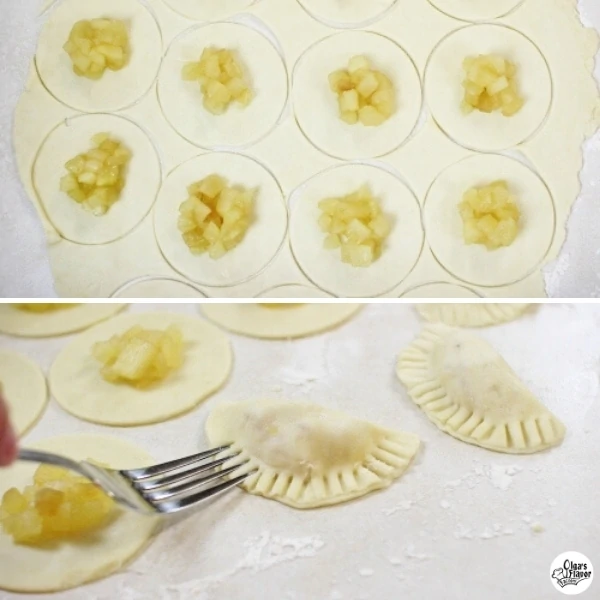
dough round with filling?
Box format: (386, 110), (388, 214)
(0, 350), (47, 437)
(206, 399), (420, 508)
(293, 31), (421, 160)
(401, 282), (481, 298)
(417, 303), (531, 327)
(36, 0), (162, 113)
(424, 154), (555, 287)
(158, 23), (288, 149)
(0, 434), (158, 592)
(426, 0), (525, 22)
(0, 304), (126, 337)
(201, 304), (362, 339)
(111, 276), (207, 298)
(290, 164), (423, 298)
(424, 24), (552, 151)
(255, 284), (334, 298)
(154, 152), (287, 287)
(49, 312), (232, 426)
(296, 0), (397, 27)
(161, 0), (255, 21)
(33, 114), (162, 245)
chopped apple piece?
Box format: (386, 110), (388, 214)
(13, 304), (78, 312)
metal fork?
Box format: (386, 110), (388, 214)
(17, 444), (254, 515)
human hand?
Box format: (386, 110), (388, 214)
(0, 396), (17, 466)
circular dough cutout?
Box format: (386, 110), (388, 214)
(162, 0), (255, 21)
(424, 25), (552, 151)
(293, 32), (422, 160)
(36, 0), (162, 113)
(400, 282), (482, 298)
(0, 434), (158, 593)
(427, 0), (526, 22)
(50, 312), (232, 426)
(256, 284), (334, 298)
(290, 164), (423, 298)
(0, 350), (47, 437)
(154, 153), (287, 287)
(111, 276), (208, 298)
(33, 114), (162, 245)
(158, 22), (288, 149)
(296, 0), (397, 27)
(0, 304), (127, 337)
(423, 154), (555, 287)
(201, 304), (362, 339)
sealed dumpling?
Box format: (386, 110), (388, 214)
(417, 304), (530, 327)
(396, 325), (565, 454)
(206, 399), (420, 508)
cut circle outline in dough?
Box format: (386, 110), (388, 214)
(255, 283), (335, 298)
(0, 433), (158, 593)
(49, 311), (233, 426)
(289, 162), (424, 298)
(400, 282), (482, 299)
(0, 304), (127, 337)
(0, 350), (48, 437)
(417, 303), (531, 327)
(295, 0), (398, 29)
(424, 24), (553, 152)
(158, 21), (289, 150)
(396, 324), (566, 454)
(110, 276), (208, 298)
(423, 153), (556, 288)
(201, 303), (362, 339)
(153, 152), (288, 288)
(292, 31), (422, 160)
(161, 0), (256, 21)
(32, 113), (163, 245)
(426, 0), (527, 23)
(35, 0), (163, 113)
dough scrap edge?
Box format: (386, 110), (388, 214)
(416, 303), (531, 327)
(396, 324), (566, 454)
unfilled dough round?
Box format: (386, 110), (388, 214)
(255, 284), (334, 298)
(111, 277), (207, 298)
(424, 24), (552, 151)
(424, 154), (555, 287)
(296, 0), (397, 26)
(293, 31), (421, 160)
(50, 312), (232, 426)
(0, 434), (158, 593)
(0, 304), (126, 337)
(161, 0), (255, 21)
(201, 304), (362, 339)
(400, 282), (481, 298)
(158, 22), (288, 149)
(33, 114), (162, 245)
(35, 0), (162, 113)
(427, 0), (525, 21)
(154, 152), (287, 287)
(0, 350), (47, 437)
(290, 164), (423, 298)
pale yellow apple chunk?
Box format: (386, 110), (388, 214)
(92, 325), (184, 388)
(318, 185), (392, 267)
(458, 180), (521, 250)
(59, 133), (132, 216)
(178, 174), (255, 259)
(328, 55), (396, 127)
(63, 19), (129, 80)
(461, 54), (524, 117)
(182, 47), (254, 115)
(13, 304), (78, 313)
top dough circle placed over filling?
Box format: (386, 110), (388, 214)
(36, 0), (162, 113)
(296, 0), (398, 27)
(426, 0), (526, 22)
(161, 0), (255, 21)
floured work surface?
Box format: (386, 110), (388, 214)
(1, 303), (599, 598)
(13, 0), (600, 297)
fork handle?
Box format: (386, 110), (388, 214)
(18, 449), (90, 479)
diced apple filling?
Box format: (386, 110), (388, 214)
(178, 174), (255, 259)
(60, 133), (132, 216)
(459, 180), (521, 250)
(182, 47), (254, 115)
(461, 55), (524, 117)
(0, 464), (115, 545)
(93, 325), (184, 388)
(329, 55), (396, 127)
(63, 19), (129, 80)
(13, 304), (78, 313)
(318, 185), (392, 267)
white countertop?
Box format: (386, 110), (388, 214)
(1, 303), (599, 599)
